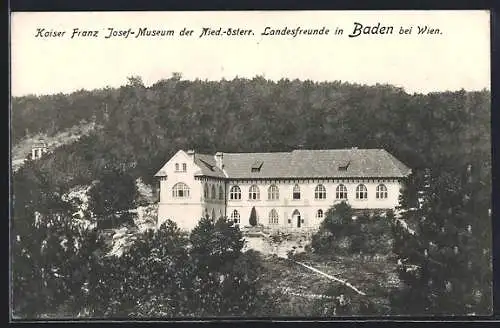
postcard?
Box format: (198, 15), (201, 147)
(10, 10), (492, 320)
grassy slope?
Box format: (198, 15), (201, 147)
(259, 253), (400, 316)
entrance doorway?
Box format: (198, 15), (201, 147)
(292, 209), (301, 228)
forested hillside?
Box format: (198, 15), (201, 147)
(12, 75), (491, 192)
(11, 75), (492, 318)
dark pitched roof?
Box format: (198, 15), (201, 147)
(222, 152), (291, 178)
(214, 148), (410, 179)
(286, 149), (411, 179)
(193, 154), (226, 178)
(167, 148), (411, 179)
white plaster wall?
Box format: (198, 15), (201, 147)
(226, 179), (403, 229)
(157, 151), (203, 231)
(157, 151), (228, 231)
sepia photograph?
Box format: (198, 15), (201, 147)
(10, 10), (492, 320)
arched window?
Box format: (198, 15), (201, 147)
(229, 186), (241, 200)
(211, 208), (216, 220)
(269, 209), (279, 225)
(316, 209), (324, 219)
(211, 185), (216, 199)
(336, 184), (348, 199)
(175, 163), (179, 172)
(376, 184), (388, 199)
(315, 184), (327, 200)
(293, 184), (301, 200)
(249, 185), (260, 200)
(172, 182), (190, 198)
(219, 185), (224, 200)
(204, 184), (209, 199)
(356, 184), (368, 200)
(268, 184), (279, 200)
(231, 209), (240, 224)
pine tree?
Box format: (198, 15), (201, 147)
(391, 163), (492, 315)
(249, 206), (258, 227)
(87, 167), (138, 228)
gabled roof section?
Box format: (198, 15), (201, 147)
(154, 150), (186, 177)
(154, 169), (168, 177)
(193, 153), (226, 178)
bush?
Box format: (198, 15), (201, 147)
(287, 251), (309, 262)
(313, 284), (382, 316)
(87, 168), (138, 219)
(311, 231), (334, 254)
(12, 213), (106, 319)
(89, 220), (191, 317)
(90, 216), (273, 317)
(312, 203), (393, 256)
(319, 202), (354, 235)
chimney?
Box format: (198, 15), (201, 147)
(215, 152), (224, 169)
(187, 149), (195, 162)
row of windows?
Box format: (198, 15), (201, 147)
(204, 184), (225, 200)
(174, 163), (187, 172)
(172, 182), (389, 200)
(229, 183), (388, 201)
(230, 208), (326, 225)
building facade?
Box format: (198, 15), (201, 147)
(31, 141), (48, 160)
(155, 148), (412, 231)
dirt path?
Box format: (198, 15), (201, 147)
(289, 259), (367, 296)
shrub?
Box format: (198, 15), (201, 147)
(312, 203), (393, 256)
(12, 213), (106, 319)
(87, 168), (138, 219)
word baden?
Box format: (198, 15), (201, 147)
(348, 22), (394, 38)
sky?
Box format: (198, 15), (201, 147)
(11, 10), (490, 96)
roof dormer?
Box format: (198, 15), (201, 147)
(251, 160), (263, 172)
(338, 160), (350, 171)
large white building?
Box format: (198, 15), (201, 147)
(154, 148), (412, 231)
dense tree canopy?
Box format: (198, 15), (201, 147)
(12, 76), (490, 191)
(391, 163), (492, 315)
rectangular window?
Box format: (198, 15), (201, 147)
(182, 163), (187, 172)
(293, 192), (300, 200)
